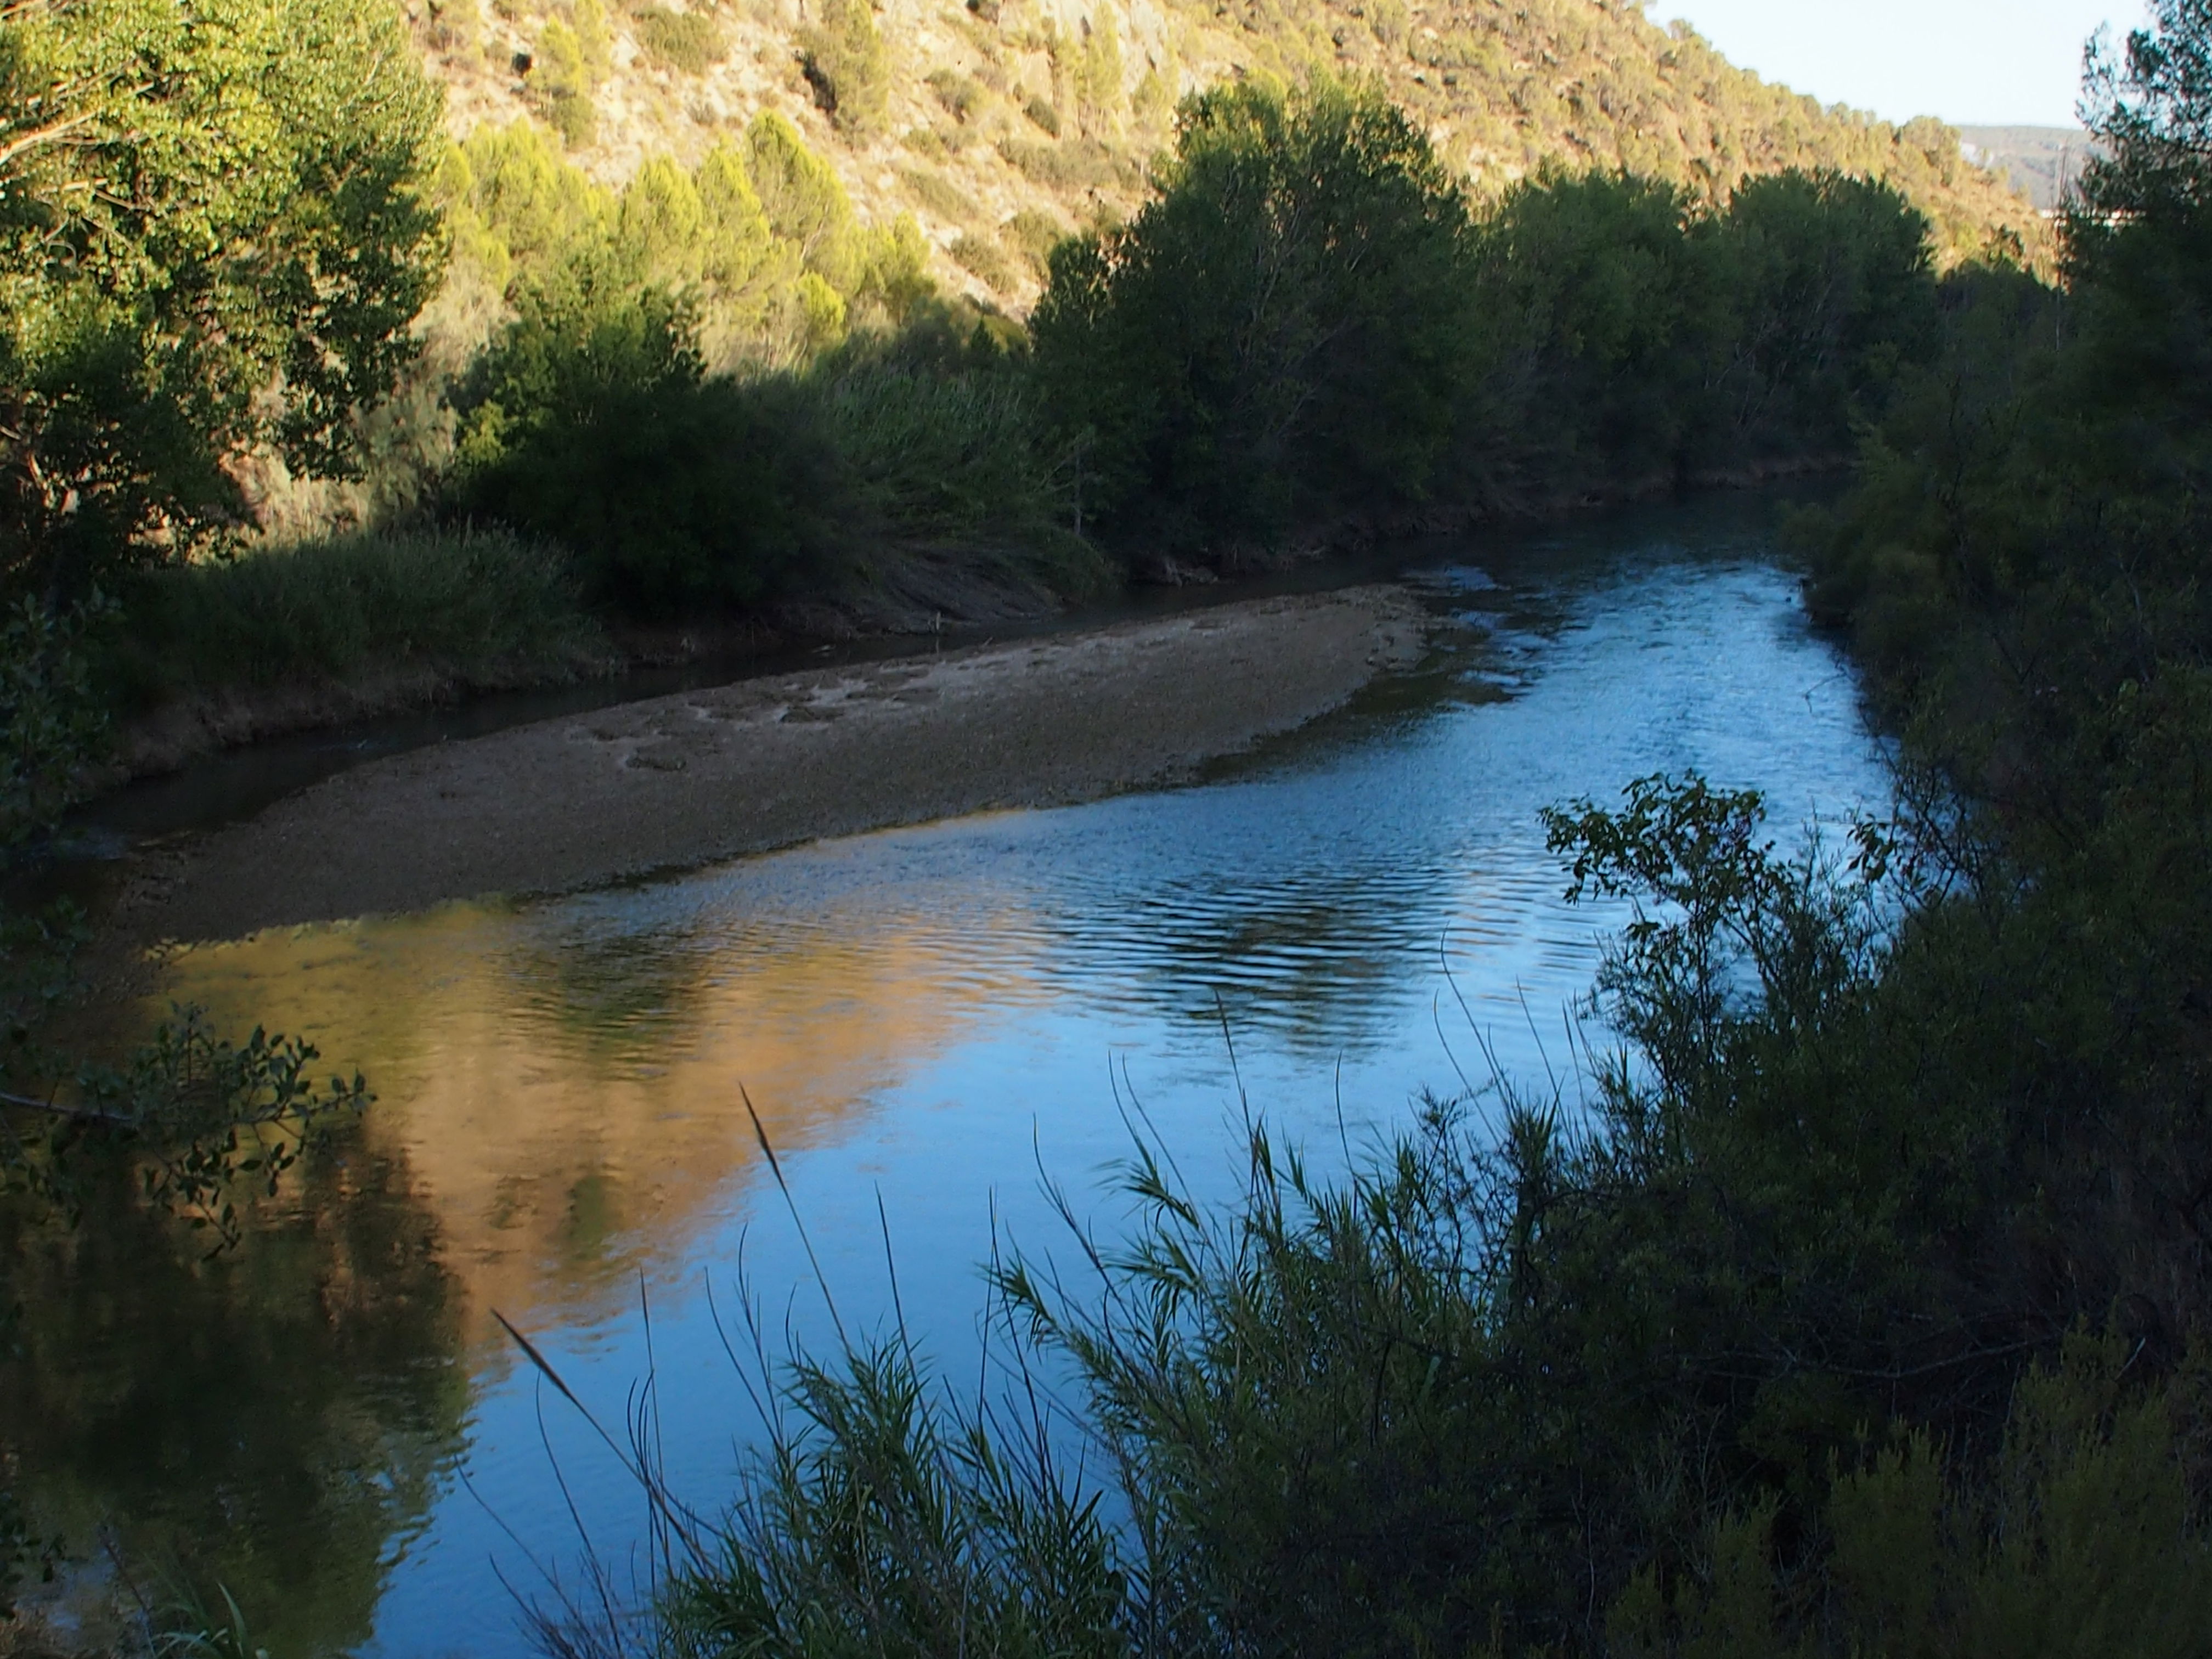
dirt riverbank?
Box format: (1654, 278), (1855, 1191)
(120, 586), (1426, 944)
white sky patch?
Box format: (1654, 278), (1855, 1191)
(1655, 0), (2151, 128)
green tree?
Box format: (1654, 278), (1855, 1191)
(1713, 170), (1937, 458)
(534, 15), (598, 148)
(1032, 76), (1476, 557)
(0, 0), (446, 597)
(1465, 168), (1717, 490)
(743, 110), (861, 276)
(1074, 2), (1125, 139)
(445, 262), (838, 612)
(2066, 0), (2212, 500)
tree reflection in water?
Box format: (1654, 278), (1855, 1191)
(1, 1128), (465, 1657)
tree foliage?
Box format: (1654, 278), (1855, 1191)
(437, 115), (929, 371)
(0, 0), (446, 596)
(1036, 78), (1939, 564)
(1034, 77), (1475, 554)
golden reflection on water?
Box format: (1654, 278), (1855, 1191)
(146, 877), (1054, 1340)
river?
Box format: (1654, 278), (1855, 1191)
(4, 491), (1886, 1657)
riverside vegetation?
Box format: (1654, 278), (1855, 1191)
(585, 5), (2212, 1655)
(6, 0), (2051, 728)
(5, 0), (2212, 1653)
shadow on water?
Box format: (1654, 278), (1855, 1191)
(7, 484), (1873, 1657)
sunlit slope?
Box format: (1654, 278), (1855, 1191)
(402, 0), (2046, 307)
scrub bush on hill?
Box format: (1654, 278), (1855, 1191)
(436, 117), (933, 371)
(534, 15), (600, 148)
(798, 0), (889, 135)
(634, 4), (727, 74)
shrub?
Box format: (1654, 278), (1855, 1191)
(424, 0), (479, 52)
(949, 232), (1018, 292)
(1021, 92), (1060, 135)
(997, 134), (1126, 190)
(927, 66), (988, 123)
(1611, 1338), (2212, 1656)
(804, 340), (1104, 594)
(108, 529), (602, 699)
(633, 4), (726, 73)
(901, 125), (954, 160)
(472, 373), (842, 612)
(1071, 3), (1123, 136)
(798, 0), (888, 134)
(1003, 208), (1066, 275)
(1365, 0), (1406, 47)
(533, 18), (597, 146)
(899, 165), (976, 224)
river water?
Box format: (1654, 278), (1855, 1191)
(5, 493), (1886, 1657)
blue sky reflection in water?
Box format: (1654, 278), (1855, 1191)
(139, 496), (1888, 1657)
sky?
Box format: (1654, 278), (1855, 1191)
(1656, 1), (2151, 129)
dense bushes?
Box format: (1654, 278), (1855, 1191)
(443, 269), (806, 612)
(798, 0), (889, 134)
(632, 769), (2212, 1659)
(633, 4), (726, 74)
(105, 529), (603, 701)
(1033, 77), (1940, 563)
(448, 287), (1105, 617)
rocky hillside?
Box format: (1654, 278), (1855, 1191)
(399, 0), (2049, 312)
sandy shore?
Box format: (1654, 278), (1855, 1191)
(122, 586), (1426, 943)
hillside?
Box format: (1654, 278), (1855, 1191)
(398, 0), (2049, 314)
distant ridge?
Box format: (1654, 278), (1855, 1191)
(1956, 125), (2097, 212)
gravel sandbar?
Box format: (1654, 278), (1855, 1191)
(129, 585), (1426, 943)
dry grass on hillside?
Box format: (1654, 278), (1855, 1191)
(403, 0), (2049, 311)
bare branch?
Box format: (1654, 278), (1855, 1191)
(0, 108), (101, 176)
(0, 1086), (133, 1128)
